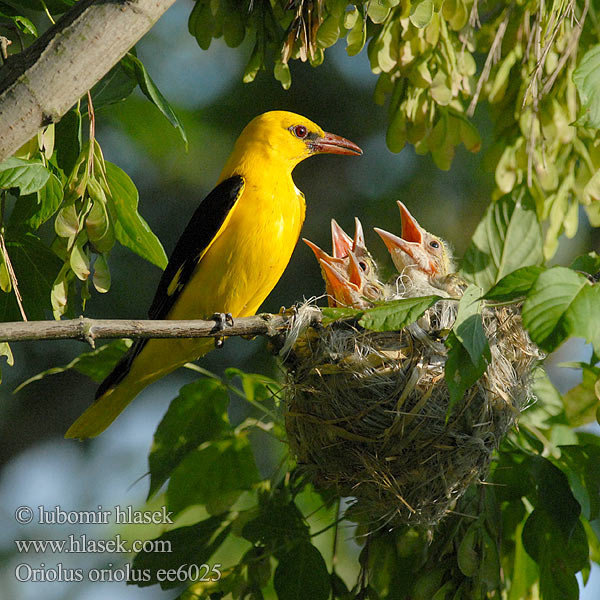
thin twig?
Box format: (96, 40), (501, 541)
(0, 192), (27, 322)
(467, 6), (512, 117)
(541, 0), (589, 96)
(0, 312), (323, 344)
(0, 234), (28, 321)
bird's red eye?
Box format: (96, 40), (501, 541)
(293, 125), (308, 138)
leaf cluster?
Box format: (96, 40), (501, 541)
(185, 0), (600, 260)
(0, 4), (190, 376)
(49, 344), (597, 600)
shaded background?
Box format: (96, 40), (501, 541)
(0, 1), (598, 598)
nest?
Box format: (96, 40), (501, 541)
(281, 299), (542, 528)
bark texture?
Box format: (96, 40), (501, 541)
(0, 0), (177, 161)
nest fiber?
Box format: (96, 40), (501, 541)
(282, 301), (541, 527)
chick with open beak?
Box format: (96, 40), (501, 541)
(304, 218), (385, 308)
(374, 202), (465, 297)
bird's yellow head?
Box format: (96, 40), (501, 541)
(224, 111), (362, 174)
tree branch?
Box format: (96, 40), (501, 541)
(0, 311), (323, 347)
(0, 0), (177, 161)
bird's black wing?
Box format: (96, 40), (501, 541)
(95, 175), (244, 399)
(148, 175), (245, 320)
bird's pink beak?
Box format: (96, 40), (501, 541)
(310, 131), (362, 156)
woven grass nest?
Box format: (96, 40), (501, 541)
(281, 298), (542, 528)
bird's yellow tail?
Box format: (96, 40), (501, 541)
(65, 336), (214, 439)
(64, 380), (146, 439)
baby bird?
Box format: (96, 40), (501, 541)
(304, 218), (385, 308)
(374, 202), (464, 297)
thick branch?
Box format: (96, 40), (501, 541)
(0, 0), (176, 161)
(0, 311), (323, 346)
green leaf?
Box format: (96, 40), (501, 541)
(0, 5), (37, 36)
(558, 444), (600, 521)
(0, 158), (50, 194)
(366, 534), (397, 596)
(0, 251), (10, 292)
(32, 173), (64, 228)
(522, 509), (587, 600)
(85, 192), (115, 254)
(167, 437), (259, 516)
(519, 368), (564, 428)
(148, 378), (231, 498)
(359, 295), (441, 331)
(131, 515), (229, 589)
(561, 365), (600, 427)
(243, 41), (263, 83)
(445, 330), (488, 410)
(570, 252), (600, 277)
(317, 15), (341, 48)
(104, 161), (168, 269)
(525, 455), (581, 537)
(14, 340), (130, 393)
(274, 542), (331, 600)
(223, 11), (245, 47)
(521, 267), (599, 354)
(0, 231), (61, 321)
(0, 341), (14, 383)
(461, 189), (543, 292)
(346, 11), (366, 56)
(409, 0), (434, 28)
(121, 53), (188, 148)
(453, 284), (490, 366)
(480, 527), (501, 591)
(9, 173), (63, 230)
(573, 45), (600, 129)
(484, 266), (544, 302)
(225, 368), (281, 406)
(54, 108), (82, 175)
(508, 517), (539, 600)
(274, 60), (292, 90)
(92, 253), (111, 293)
(242, 501), (309, 546)
(88, 60), (137, 111)
(320, 306), (363, 324)
(457, 521), (479, 577)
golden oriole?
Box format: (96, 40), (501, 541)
(66, 111), (361, 439)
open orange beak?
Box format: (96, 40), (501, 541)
(374, 202), (435, 275)
(303, 238), (344, 268)
(353, 217), (365, 252)
(374, 227), (420, 261)
(319, 258), (360, 307)
(331, 220), (353, 259)
(331, 217), (367, 259)
(310, 131), (362, 156)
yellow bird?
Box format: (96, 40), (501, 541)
(66, 111), (361, 439)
